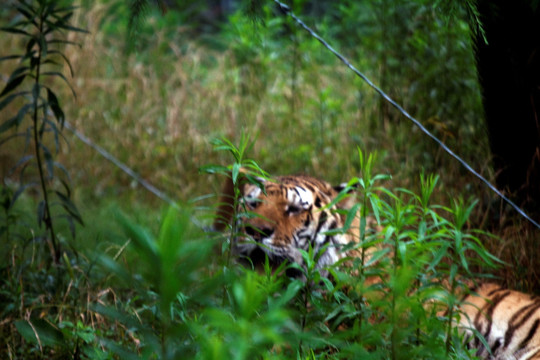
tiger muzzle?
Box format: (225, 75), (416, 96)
(245, 225), (274, 241)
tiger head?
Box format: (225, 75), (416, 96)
(214, 172), (361, 272)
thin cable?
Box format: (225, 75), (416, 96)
(63, 121), (175, 205)
(64, 121), (213, 232)
(274, 0), (540, 230)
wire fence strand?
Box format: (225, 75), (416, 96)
(273, 0), (540, 230)
(64, 122), (215, 231)
(63, 121), (175, 206)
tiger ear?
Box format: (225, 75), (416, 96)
(213, 169), (266, 231)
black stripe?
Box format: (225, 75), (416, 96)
(302, 182), (317, 192)
(474, 290), (511, 341)
(491, 338), (502, 354)
(315, 211), (328, 235)
(304, 213), (311, 227)
(487, 286), (505, 297)
(518, 318), (540, 350)
(504, 299), (540, 347)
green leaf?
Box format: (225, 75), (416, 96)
(46, 88), (65, 125)
(343, 203), (361, 232)
(56, 164), (72, 183)
(116, 211), (160, 267)
(40, 143), (54, 178)
(232, 162), (241, 184)
(48, 50), (74, 76)
(37, 200), (46, 227)
(26, 38), (37, 57)
(42, 71), (76, 98)
(0, 116), (20, 134)
(270, 279), (303, 309)
(0, 91), (27, 113)
(0, 26), (31, 36)
(14, 319), (65, 348)
(364, 247), (392, 266)
(368, 194), (381, 224)
(42, 119), (61, 153)
(49, 21), (88, 34)
(0, 54), (23, 62)
(9, 180), (36, 210)
(1, 103), (33, 132)
(0, 74), (27, 97)
(59, 213), (77, 239)
(15, 5), (38, 27)
(90, 303), (141, 330)
(55, 190), (83, 225)
(63, 252), (75, 280)
(198, 164), (228, 175)
(42, 58), (62, 68)
(14, 1), (37, 17)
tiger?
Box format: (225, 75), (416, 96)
(214, 171), (540, 360)
(213, 172), (373, 274)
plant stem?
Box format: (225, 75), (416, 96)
(445, 242), (459, 354)
(391, 237), (397, 360)
(391, 210), (399, 360)
(299, 282), (309, 358)
(357, 192), (369, 345)
(33, 10), (59, 264)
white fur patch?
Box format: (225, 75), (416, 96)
(287, 186), (313, 209)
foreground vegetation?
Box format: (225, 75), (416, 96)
(1, 0), (538, 358)
(2, 145), (501, 359)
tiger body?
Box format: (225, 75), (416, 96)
(214, 172), (540, 359)
(460, 283), (540, 359)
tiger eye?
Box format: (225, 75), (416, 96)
(246, 199), (259, 209)
(286, 205), (301, 215)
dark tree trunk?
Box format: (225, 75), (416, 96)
(475, 0), (540, 218)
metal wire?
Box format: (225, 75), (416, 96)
(64, 121), (215, 232)
(63, 121), (175, 205)
(273, 0), (540, 230)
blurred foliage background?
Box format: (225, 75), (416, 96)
(1, 0), (538, 358)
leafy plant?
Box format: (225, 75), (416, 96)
(0, 0), (86, 264)
(201, 133), (270, 266)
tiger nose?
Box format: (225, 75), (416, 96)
(245, 226), (274, 240)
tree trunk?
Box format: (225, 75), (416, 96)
(475, 0), (540, 218)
